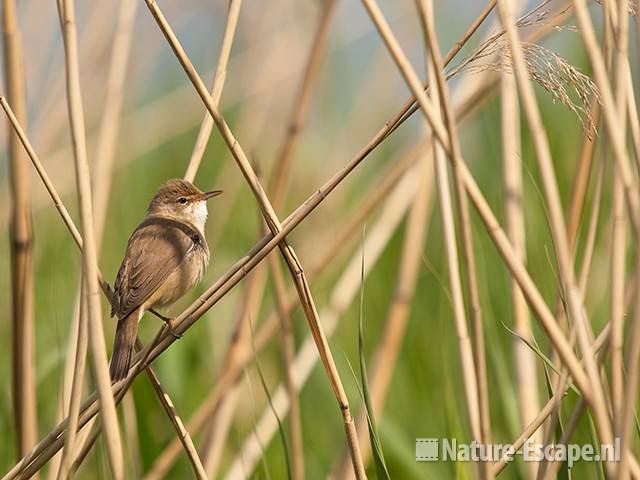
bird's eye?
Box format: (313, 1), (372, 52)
(178, 197), (187, 205)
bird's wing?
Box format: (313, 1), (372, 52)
(111, 217), (200, 319)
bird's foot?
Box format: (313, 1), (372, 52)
(165, 319), (182, 339)
(151, 309), (182, 339)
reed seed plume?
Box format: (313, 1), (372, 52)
(460, 39), (599, 136)
(594, 0), (637, 16)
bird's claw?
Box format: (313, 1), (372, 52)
(159, 314), (182, 339)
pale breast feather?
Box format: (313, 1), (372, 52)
(111, 216), (208, 319)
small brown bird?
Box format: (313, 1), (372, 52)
(109, 179), (222, 381)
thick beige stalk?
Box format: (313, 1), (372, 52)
(2, 0), (38, 463)
(418, 4), (491, 478)
(429, 58), (482, 460)
(495, 0), (615, 468)
(57, 0), (124, 478)
(500, 26), (541, 480)
(610, 0), (629, 449)
(571, 0), (640, 235)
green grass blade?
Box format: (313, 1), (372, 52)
(250, 318), (293, 480)
(357, 229), (390, 479)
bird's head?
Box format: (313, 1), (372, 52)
(147, 179), (222, 231)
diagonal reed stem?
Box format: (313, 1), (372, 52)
(142, 1), (366, 476)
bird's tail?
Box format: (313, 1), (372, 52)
(109, 308), (141, 382)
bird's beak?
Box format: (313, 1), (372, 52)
(201, 189), (223, 200)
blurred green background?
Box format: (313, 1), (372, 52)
(0, 0), (622, 478)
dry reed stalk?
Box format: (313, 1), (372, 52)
(91, 0), (137, 246)
(223, 171), (420, 479)
(199, 3), (336, 471)
(142, 2), (366, 476)
(267, 0), (336, 207)
(55, 283), (89, 480)
(541, 398), (588, 480)
(598, 2), (640, 477)
(183, 0), (242, 182)
(2, 0), (38, 463)
(360, 0), (600, 461)
(199, 267), (268, 478)
(419, 4), (492, 476)
(29, 2), (116, 152)
(144, 145), (419, 480)
(609, 171), (626, 436)
(604, 5), (630, 188)
(2, 7), (572, 477)
(332, 149), (434, 480)
(332, 8), (531, 475)
(257, 4), (338, 475)
(57, 0), (124, 478)
(566, 103), (600, 250)
(619, 210), (640, 476)
(542, 100), (600, 407)
(0, 96), (99, 480)
(603, 0), (640, 175)
(46, 294), (82, 480)
(150, 45), (312, 472)
(571, 0), (640, 236)
(428, 57), (482, 467)
(136, 340), (207, 480)
(121, 394), (141, 479)
(490, 325), (640, 476)
(536, 10), (607, 470)
(0, 93), (202, 478)
(268, 255), (305, 480)
(354, 1), (534, 461)
(624, 71), (640, 169)
(54, 2), (138, 476)
(536, 155), (606, 479)
(70, 332), (211, 470)
(451, 67), (593, 416)
(200, 390), (240, 479)
(610, 0), (629, 447)
(495, 0), (615, 462)
(499, 11), (542, 479)
(63, 321), (182, 477)
(577, 160), (605, 298)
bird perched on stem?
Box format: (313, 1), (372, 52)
(109, 179), (222, 381)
